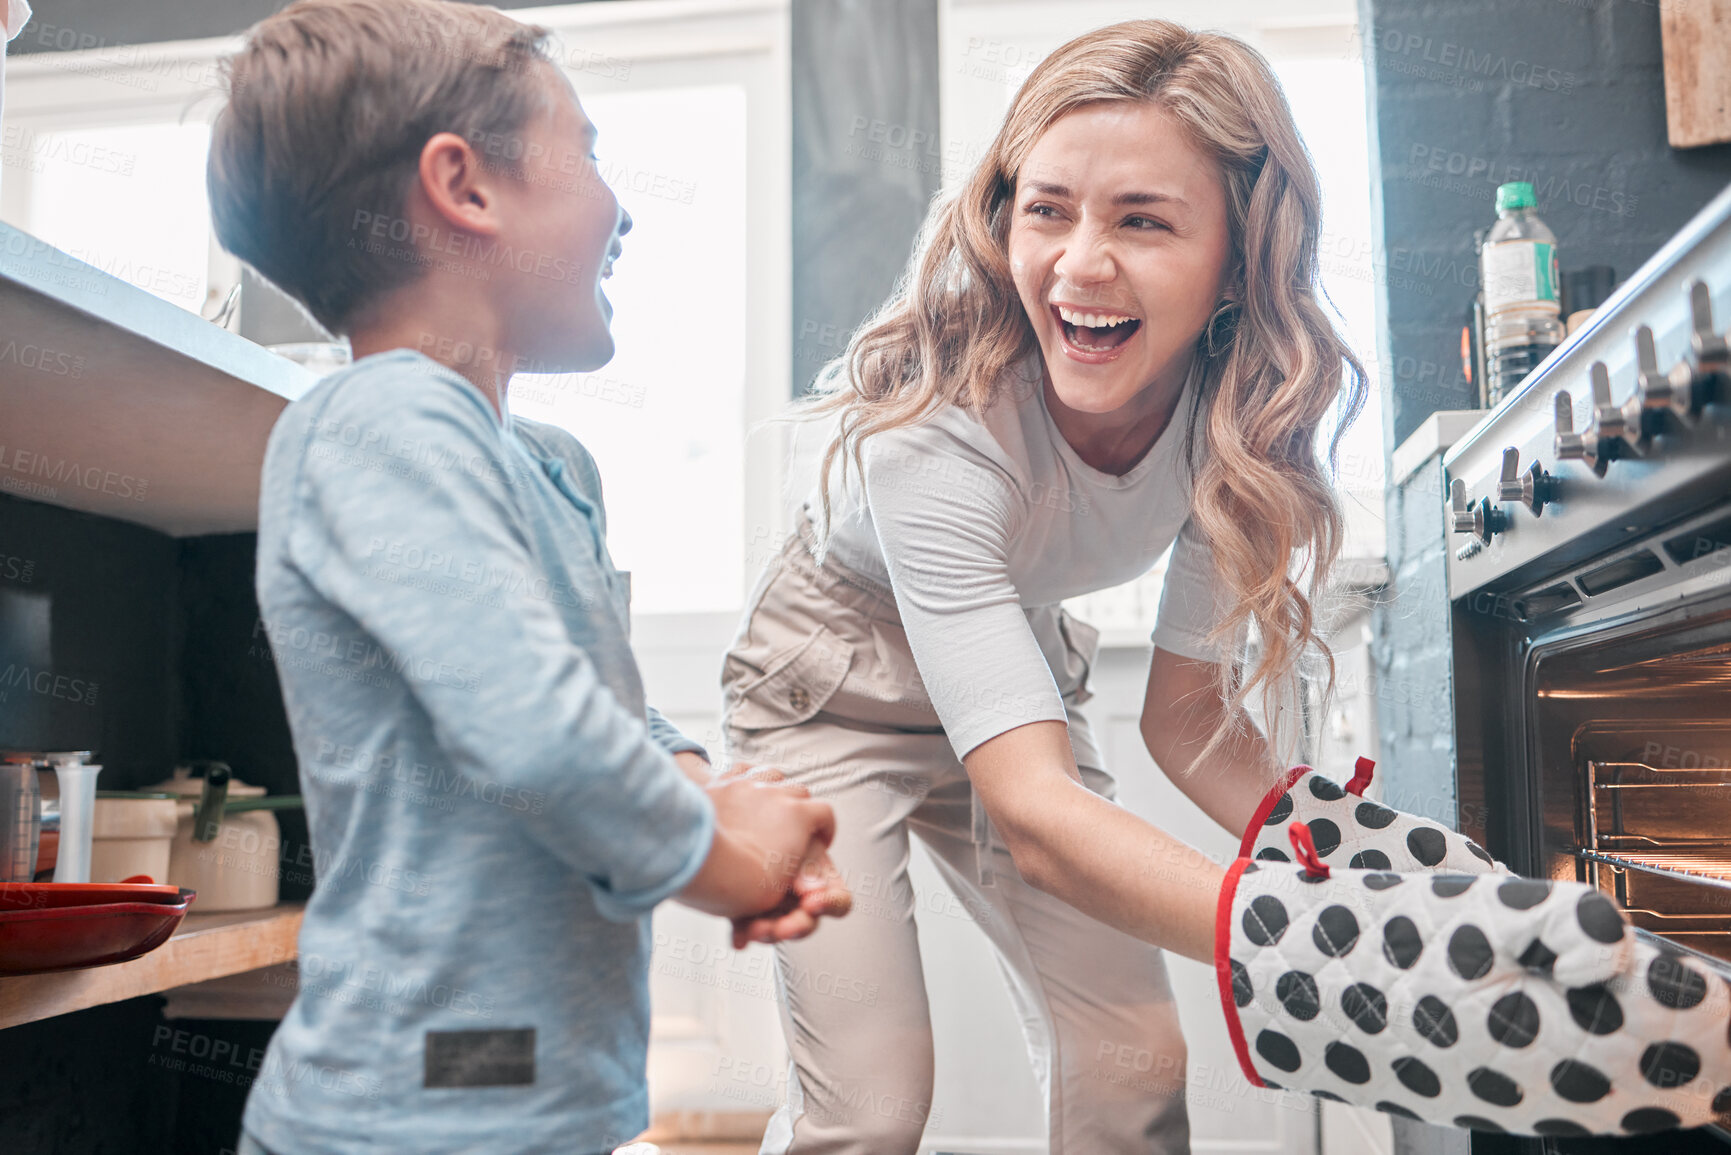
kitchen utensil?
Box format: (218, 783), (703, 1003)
(0, 882), (195, 975)
(202, 280), (241, 329)
(193, 764), (231, 843)
(48, 752), (102, 884)
(150, 763), (302, 912)
(0, 754), (41, 883)
(90, 792), (180, 884)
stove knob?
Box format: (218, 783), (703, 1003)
(1496, 447), (1521, 501)
(1449, 477), (1477, 534)
(1687, 280), (1729, 390)
(1448, 477), (1507, 544)
(1496, 446), (1555, 517)
(1554, 388), (1607, 475)
(1653, 280), (1728, 421)
(1589, 358), (1647, 456)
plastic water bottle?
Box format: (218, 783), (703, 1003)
(1479, 181), (1563, 404)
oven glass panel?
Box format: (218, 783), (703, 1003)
(1532, 608), (1731, 961)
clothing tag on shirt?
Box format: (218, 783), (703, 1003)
(423, 1027), (536, 1088)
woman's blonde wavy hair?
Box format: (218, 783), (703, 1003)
(808, 19), (1367, 759)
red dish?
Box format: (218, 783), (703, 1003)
(0, 883), (196, 975)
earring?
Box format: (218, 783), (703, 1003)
(1203, 299), (1238, 358)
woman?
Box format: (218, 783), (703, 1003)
(723, 19), (1730, 1154)
(722, 22), (1355, 1151)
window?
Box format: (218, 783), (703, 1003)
(7, 121), (214, 313)
(507, 84), (749, 614)
(1273, 49), (1386, 569)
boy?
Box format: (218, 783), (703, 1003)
(205, 2), (848, 1151)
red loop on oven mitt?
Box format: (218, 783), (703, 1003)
(1241, 761), (1509, 875)
(1289, 821), (1332, 880)
(1215, 854), (1730, 1137)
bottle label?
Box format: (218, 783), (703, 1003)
(1482, 240), (1558, 313)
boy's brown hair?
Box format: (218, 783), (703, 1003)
(207, 0), (552, 334)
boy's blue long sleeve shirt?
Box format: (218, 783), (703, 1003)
(242, 350), (715, 1155)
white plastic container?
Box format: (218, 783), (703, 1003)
(89, 796), (180, 884)
(50, 757), (102, 884)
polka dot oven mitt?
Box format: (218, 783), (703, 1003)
(1244, 758), (1507, 875)
(1217, 845), (1731, 1137)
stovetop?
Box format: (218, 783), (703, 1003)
(1443, 182), (1731, 605)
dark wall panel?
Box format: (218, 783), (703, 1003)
(0, 504), (301, 1152)
(0, 995), (283, 1155)
(0, 997), (179, 1155)
(0, 492), (178, 785)
(176, 532), (308, 903)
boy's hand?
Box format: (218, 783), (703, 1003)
(699, 761), (852, 947)
(679, 769), (849, 935)
(672, 750), (715, 785)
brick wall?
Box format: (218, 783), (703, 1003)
(1367, 460), (1459, 824)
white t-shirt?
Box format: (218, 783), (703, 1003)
(816, 354), (1228, 760)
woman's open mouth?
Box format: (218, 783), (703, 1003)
(1052, 304), (1141, 360)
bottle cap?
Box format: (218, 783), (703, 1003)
(1496, 182), (1536, 213)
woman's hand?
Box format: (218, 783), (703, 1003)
(1244, 761), (1507, 875)
(1221, 829), (1731, 1137)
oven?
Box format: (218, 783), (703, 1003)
(1444, 182), (1731, 1154)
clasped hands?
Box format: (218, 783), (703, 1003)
(677, 752), (852, 949)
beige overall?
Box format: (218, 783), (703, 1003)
(722, 522), (1192, 1154)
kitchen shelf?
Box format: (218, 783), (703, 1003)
(0, 222), (317, 536)
(0, 902), (304, 1031)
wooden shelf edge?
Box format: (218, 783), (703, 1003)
(0, 222), (318, 536)
(0, 903), (304, 1031)
(0, 222), (314, 406)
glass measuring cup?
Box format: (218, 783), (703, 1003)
(0, 754), (42, 882)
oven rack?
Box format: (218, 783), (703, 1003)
(1578, 848), (1731, 894)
